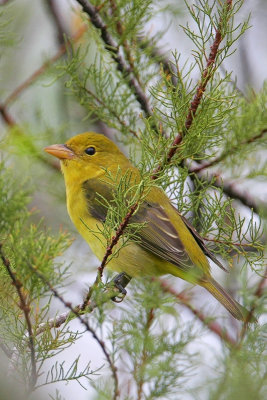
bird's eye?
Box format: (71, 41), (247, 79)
(85, 147), (96, 155)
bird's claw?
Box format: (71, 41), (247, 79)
(111, 272), (131, 303)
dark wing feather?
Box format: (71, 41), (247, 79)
(179, 212), (228, 272)
(82, 179), (112, 223)
(132, 202), (192, 271)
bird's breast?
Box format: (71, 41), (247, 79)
(66, 182), (106, 260)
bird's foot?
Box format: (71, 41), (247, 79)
(111, 272), (131, 303)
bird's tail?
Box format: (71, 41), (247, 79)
(201, 278), (250, 321)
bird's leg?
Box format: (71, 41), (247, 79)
(111, 272), (132, 303)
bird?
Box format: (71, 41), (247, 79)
(45, 131), (249, 321)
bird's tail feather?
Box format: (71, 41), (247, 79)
(201, 278), (249, 321)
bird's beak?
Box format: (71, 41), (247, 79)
(44, 144), (75, 160)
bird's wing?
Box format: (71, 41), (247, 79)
(178, 212), (228, 272)
(133, 201), (193, 271)
(82, 179), (224, 272)
(82, 178), (112, 223)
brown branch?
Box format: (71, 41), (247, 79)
(98, 203), (138, 278)
(0, 104), (16, 126)
(191, 128), (267, 173)
(0, 244), (37, 389)
(212, 175), (260, 212)
(153, 0), (233, 177)
(188, 165), (260, 213)
(29, 265), (120, 400)
(2, 25), (86, 108)
(184, 0), (232, 132)
(203, 236), (262, 251)
(0, 26), (85, 171)
(109, 0), (142, 88)
(82, 202), (138, 309)
(156, 278), (236, 346)
(75, 0), (153, 119)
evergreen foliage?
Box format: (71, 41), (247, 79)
(0, 0), (266, 399)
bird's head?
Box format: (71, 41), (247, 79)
(44, 132), (130, 183)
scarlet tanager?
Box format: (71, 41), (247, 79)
(45, 132), (249, 320)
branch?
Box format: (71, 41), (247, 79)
(34, 280), (125, 335)
(153, 0), (233, 177)
(191, 128), (267, 173)
(188, 165), (261, 213)
(203, 236), (262, 252)
(212, 174), (260, 212)
(0, 27), (86, 171)
(75, 0), (154, 120)
(109, 0), (143, 88)
(0, 244), (37, 389)
(156, 278), (236, 346)
(84, 87), (139, 139)
(0, 104), (16, 126)
(2, 25), (86, 109)
(99, 203), (139, 278)
(82, 202), (138, 309)
(29, 266), (120, 400)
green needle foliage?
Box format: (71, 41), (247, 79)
(0, 0), (266, 399)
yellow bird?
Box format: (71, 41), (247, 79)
(45, 132), (249, 320)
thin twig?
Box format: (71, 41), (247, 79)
(203, 236), (262, 251)
(82, 202), (138, 309)
(191, 129), (267, 173)
(188, 165), (260, 213)
(30, 266), (120, 400)
(84, 87), (139, 139)
(0, 244), (37, 389)
(36, 280), (124, 335)
(2, 25), (86, 108)
(99, 203), (139, 278)
(75, 0), (153, 119)
(0, 104), (16, 126)
(109, 0), (143, 88)
(212, 175), (260, 211)
(153, 0), (233, 177)
(156, 278), (236, 346)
